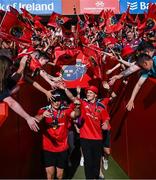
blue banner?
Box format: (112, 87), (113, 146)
(120, 0), (156, 14)
(0, 0), (62, 15)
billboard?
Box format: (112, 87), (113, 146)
(0, 0), (62, 15)
(80, 0), (120, 14)
(120, 0), (156, 14)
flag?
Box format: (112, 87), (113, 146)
(9, 6), (19, 15)
(0, 11), (32, 43)
(48, 12), (70, 27)
(81, 45), (103, 79)
(20, 8), (34, 22)
(98, 10), (105, 28)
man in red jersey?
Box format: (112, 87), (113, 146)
(36, 91), (80, 180)
(61, 85), (110, 179)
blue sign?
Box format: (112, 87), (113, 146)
(62, 61), (87, 81)
(0, 0), (62, 15)
(120, 0), (156, 14)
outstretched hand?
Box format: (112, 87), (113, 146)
(26, 116), (40, 132)
(46, 90), (54, 101)
(126, 99), (134, 111)
(108, 75), (118, 86)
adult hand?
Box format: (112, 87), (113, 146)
(45, 90), (53, 101)
(126, 99), (134, 111)
(26, 116), (39, 132)
(108, 75), (118, 86)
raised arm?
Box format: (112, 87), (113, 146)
(109, 64), (141, 85)
(32, 81), (53, 101)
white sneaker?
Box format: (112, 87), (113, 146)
(99, 170), (104, 179)
(80, 156), (84, 166)
(103, 158), (108, 170)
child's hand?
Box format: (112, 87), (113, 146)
(43, 110), (51, 118)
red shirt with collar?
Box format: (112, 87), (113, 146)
(79, 99), (110, 140)
(38, 105), (73, 152)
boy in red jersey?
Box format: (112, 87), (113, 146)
(36, 91), (80, 180)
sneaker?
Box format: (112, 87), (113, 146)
(103, 158), (108, 170)
(80, 156), (84, 166)
(99, 170), (105, 179)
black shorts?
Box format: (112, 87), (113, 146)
(42, 150), (68, 169)
(0, 89), (10, 101)
(102, 130), (111, 148)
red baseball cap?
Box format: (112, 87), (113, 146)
(121, 45), (134, 57)
(86, 86), (98, 94)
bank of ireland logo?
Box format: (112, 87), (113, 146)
(62, 60), (87, 81)
(127, 1), (138, 10)
(95, 1), (104, 8)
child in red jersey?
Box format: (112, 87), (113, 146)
(36, 91), (80, 180)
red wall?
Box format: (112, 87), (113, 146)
(0, 74), (156, 178)
(111, 75), (156, 178)
(0, 79), (48, 178)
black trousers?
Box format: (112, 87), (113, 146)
(80, 138), (102, 179)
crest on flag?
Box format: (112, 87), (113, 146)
(62, 60), (86, 81)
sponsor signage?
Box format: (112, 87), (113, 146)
(80, 0), (120, 14)
(120, 0), (156, 14)
(0, 0), (62, 15)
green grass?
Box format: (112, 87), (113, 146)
(72, 156), (129, 179)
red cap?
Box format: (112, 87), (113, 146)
(86, 86), (98, 94)
(121, 45), (134, 57)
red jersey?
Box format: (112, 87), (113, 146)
(38, 105), (73, 152)
(79, 99), (110, 140)
(99, 98), (111, 130)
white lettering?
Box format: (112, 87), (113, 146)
(0, 4), (5, 11)
(140, 2), (148, 10)
(26, 4), (32, 11)
(6, 4), (10, 11)
(48, 3), (54, 11)
(35, 4), (41, 11)
(1, 2), (55, 13)
(12, 3), (17, 9)
(41, 4), (48, 11)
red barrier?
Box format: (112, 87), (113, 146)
(111, 76), (156, 178)
(0, 102), (8, 126)
(0, 73), (156, 178)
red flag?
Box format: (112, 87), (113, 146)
(54, 47), (79, 66)
(98, 10), (106, 28)
(82, 45), (103, 79)
(34, 20), (46, 32)
(20, 8), (34, 22)
(0, 11), (32, 43)
(9, 6), (19, 15)
(48, 12), (70, 27)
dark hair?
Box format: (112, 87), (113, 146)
(50, 90), (61, 102)
(137, 41), (154, 53)
(137, 53), (152, 66)
(33, 50), (49, 61)
(0, 55), (12, 91)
